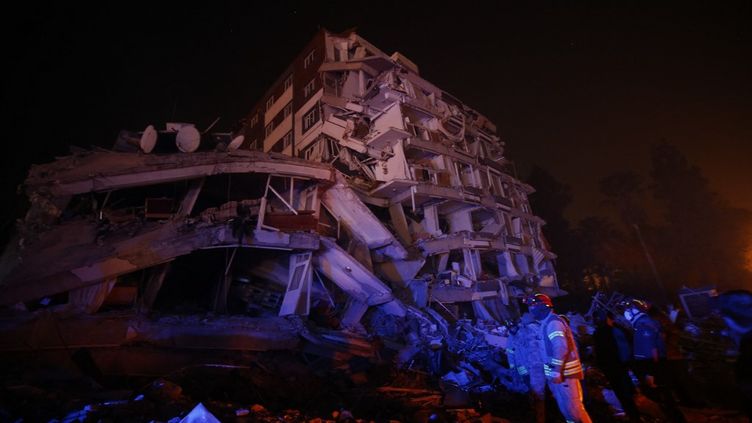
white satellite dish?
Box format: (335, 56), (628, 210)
(176, 125), (201, 153)
(139, 125), (158, 153)
(227, 135), (244, 151)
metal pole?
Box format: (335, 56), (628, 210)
(633, 223), (667, 304)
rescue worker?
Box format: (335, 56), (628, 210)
(505, 313), (546, 422)
(504, 321), (532, 395)
(593, 309), (640, 421)
(527, 293), (592, 423)
(521, 312), (547, 423)
(622, 298), (686, 423)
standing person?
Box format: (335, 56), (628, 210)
(623, 299), (686, 423)
(716, 289), (752, 420)
(593, 309), (641, 422)
(504, 315), (545, 422)
(520, 312), (547, 423)
(648, 304), (699, 407)
(526, 293), (592, 423)
(504, 321), (532, 395)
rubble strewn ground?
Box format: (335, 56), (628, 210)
(0, 311), (748, 422)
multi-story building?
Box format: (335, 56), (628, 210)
(242, 28), (559, 318)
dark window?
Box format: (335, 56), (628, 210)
(304, 50), (315, 68)
(303, 78), (316, 98)
(302, 104), (320, 133)
(271, 131), (293, 153)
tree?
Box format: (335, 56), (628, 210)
(650, 142), (752, 290)
(527, 166), (573, 254)
(598, 171), (648, 228)
(526, 166), (585, 296)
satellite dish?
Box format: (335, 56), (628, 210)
(175, 125), (201, 153)
(139, 125), (158, 153)
(227, 135), (244, 151)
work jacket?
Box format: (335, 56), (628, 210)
(541, 311), (584, 380)
(631, 313), (665, 361)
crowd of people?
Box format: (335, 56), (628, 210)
(504, 289), (752, 422)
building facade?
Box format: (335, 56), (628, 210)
(241, 29), (559, 314)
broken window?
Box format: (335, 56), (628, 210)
(255, 174), (319, 233)
(323, 72), (340, 96)
(412, 166), (431, 182)
(303, 136), (339, 163)
(455, 161), (476, 187)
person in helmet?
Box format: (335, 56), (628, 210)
(526, 293), (592, 423)
(622, 299), (665, 364)
(622, 298), (686, 423)
(505, 311), (547, 423)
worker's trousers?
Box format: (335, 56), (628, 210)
(547, 377), (592, 423)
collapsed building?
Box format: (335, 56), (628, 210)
(0, 29), (561, 380)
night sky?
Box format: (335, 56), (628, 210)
(4, 1), (751, 229)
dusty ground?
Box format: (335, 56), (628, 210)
(0, 351), (747, 422)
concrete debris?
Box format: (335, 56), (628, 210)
(0, 28), (570, 421)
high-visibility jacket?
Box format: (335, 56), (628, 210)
(541, 312), (584, 380)
(506, 329), (530, 377)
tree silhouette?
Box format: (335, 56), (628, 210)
(599, 171), (648, 228)
(650, 142), (752, 291)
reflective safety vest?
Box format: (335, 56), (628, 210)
(541, 312), (583, 380)
(505, 330), (530, 376)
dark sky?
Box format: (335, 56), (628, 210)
(4, 1), (751, 227)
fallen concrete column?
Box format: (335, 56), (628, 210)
(322, 183), (407, 259)
(313, 237), (393, 307)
